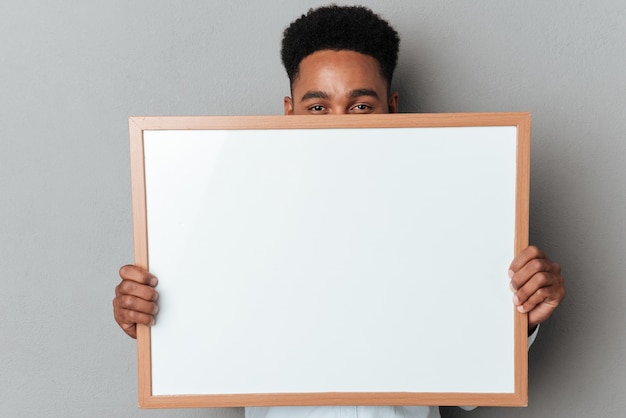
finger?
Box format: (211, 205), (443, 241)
(527, 300), (561, 328)
(118, 322), (137, 339)
(513, 273), (565, 328)
(513, 280), (553, 313)
(116, 280), (159, 302)
(119, 307), (156, 327)
(115, 309), (155, 339)
(510, 259), (551, 291)
(113, 297), (157, 339)
(549, 260), (562, 275)
(521, 289), (563, 328)
(508, 245), (545, 275)
(513, 265), (561, 305)
(509, 256), (551, 291)
(119, 264), (158, 287)
(116, 294), (159, 316)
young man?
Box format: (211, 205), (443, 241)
(114, 5), (565, 418)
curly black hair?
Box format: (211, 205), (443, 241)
(281, 5), (400, 89)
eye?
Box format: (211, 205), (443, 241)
(350, 103), (373, 113)
(307, 104), (327, 114)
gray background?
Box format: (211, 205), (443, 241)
(1, 1), (623, 417)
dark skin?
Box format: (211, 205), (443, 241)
(114, 265), (158, 338)
(509, 245), (565, 330)
(113, 50), (565, 339)
(283, 50), (398, 115)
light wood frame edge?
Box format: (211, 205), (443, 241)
(138, 392), (527, 409)
(129, 118), (153, 407)
(514, 114), (531, 406)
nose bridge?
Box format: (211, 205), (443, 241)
(329, 107), (349, 115)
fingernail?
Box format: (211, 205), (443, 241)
(508, 269), (514, 278)
(512, 294), (520, 305)
(517, 305), (525, 313)
(509, 282), (515, 293)
(150, 277), (158, 286)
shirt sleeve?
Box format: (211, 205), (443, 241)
(528, 324), (540, 348)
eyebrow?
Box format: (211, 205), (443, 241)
(299, 89), (380, 102)
(300, 90), (330, 101)
(349, 89), (379, 99)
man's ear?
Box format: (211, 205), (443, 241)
(284, 96), (294, 115)
(388, 92), (399, 113)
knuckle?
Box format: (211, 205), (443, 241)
(534, 287), (549, 301)
(535, 271), (551, 285)
(529, 258), (547, 272)
(527, 245), (542, 257)
(120, 295), (137, 310)
(126, 309), (141, 322)
(126, 309), (138, 323)
(119, 280), (137, 294)
(128, 309), (151, 326)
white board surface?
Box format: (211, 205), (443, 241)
(140, 124), (518, 397)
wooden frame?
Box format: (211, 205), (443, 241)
(129, 113), (530, 409)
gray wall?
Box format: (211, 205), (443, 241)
(1, 1), (624, 417)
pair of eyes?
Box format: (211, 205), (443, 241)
(306, 103), (374, 114)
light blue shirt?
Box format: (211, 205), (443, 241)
(246, 405), (449, 418)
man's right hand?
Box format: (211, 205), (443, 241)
(113, 265), (159, 339)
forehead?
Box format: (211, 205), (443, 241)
(292, 50), (388, 93)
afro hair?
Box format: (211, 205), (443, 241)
(281, 5), (400, 88)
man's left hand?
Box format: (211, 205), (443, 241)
(509, 245), (566, 330)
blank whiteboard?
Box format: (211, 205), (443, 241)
(129, 113), (530, 409)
